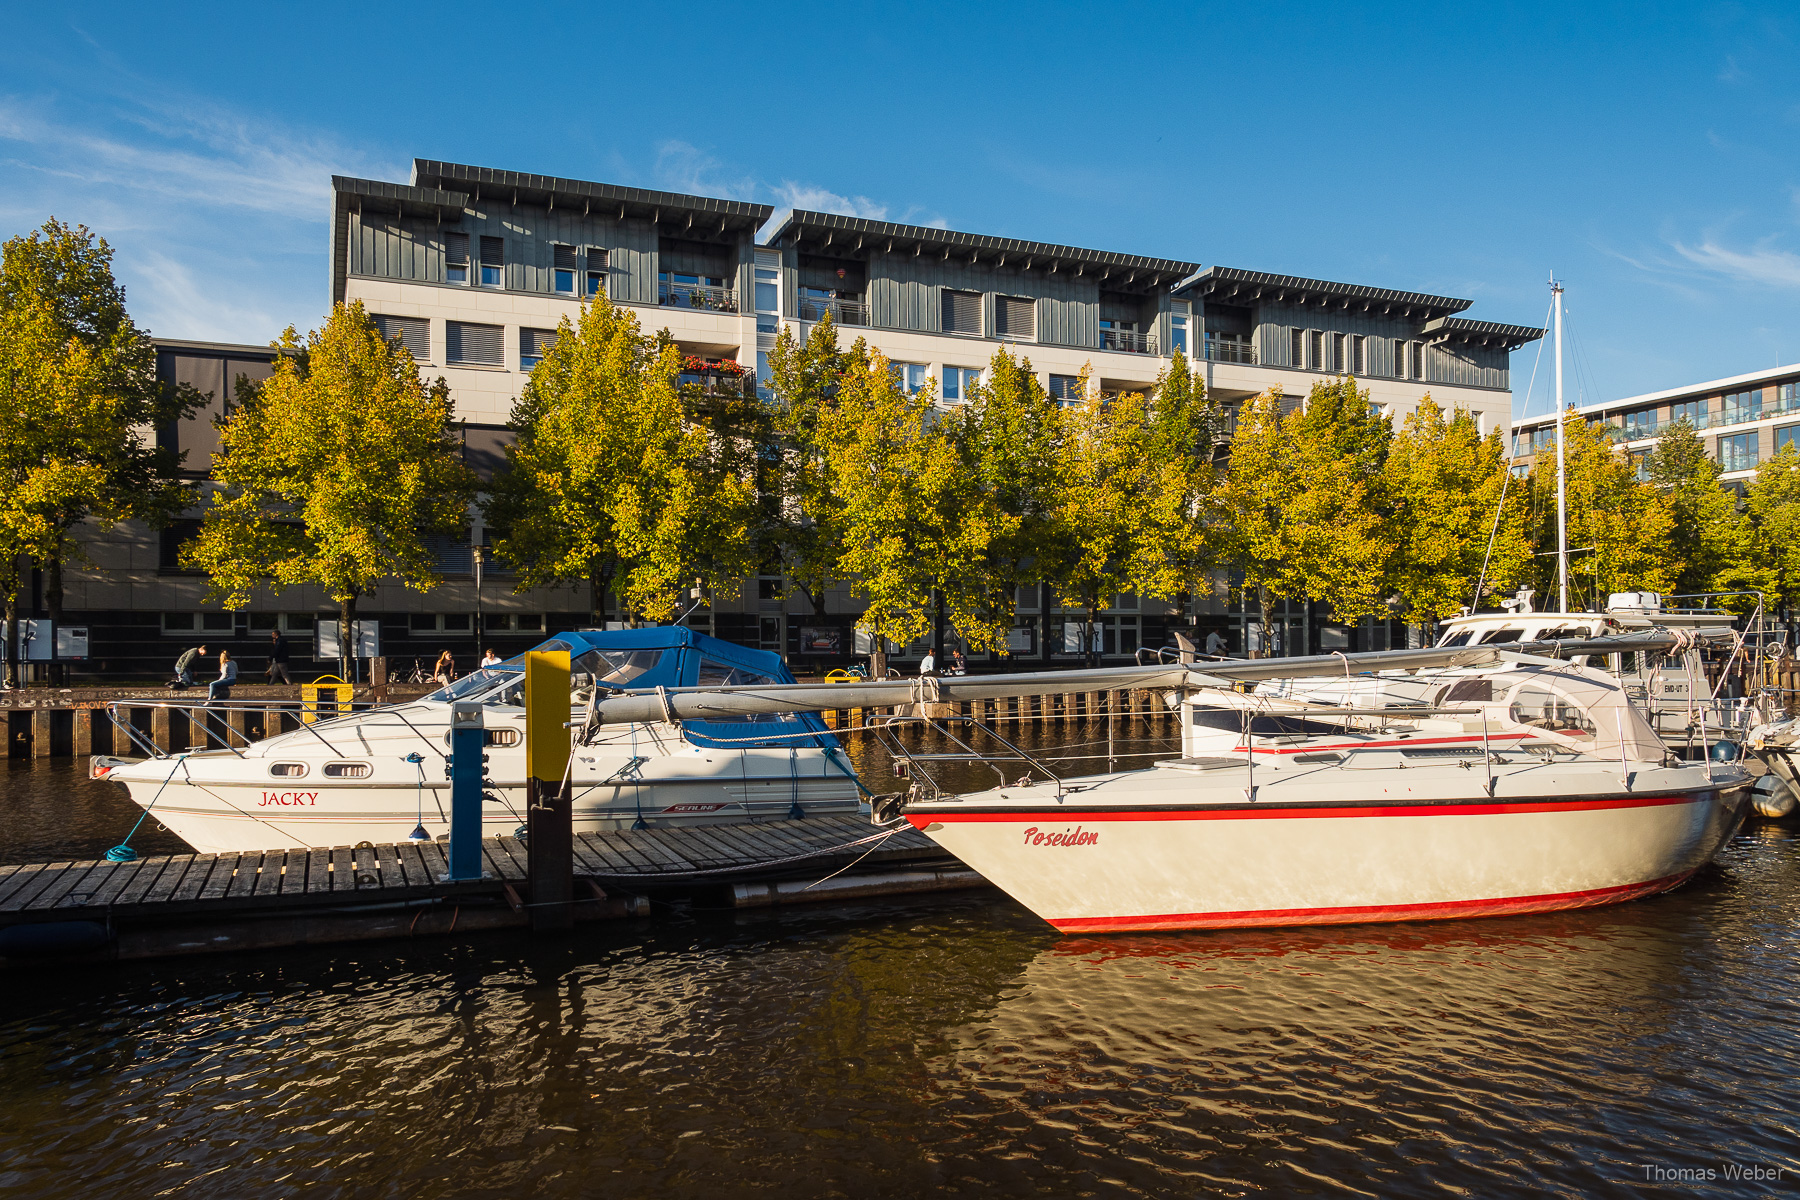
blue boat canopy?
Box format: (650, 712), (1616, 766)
(518, 627), (837, 750)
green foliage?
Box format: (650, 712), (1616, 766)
(0, 219), (198, 635)
(182, 301), (476, 669)
(764, 315), (851, 617)
(1384, 397), (1528, 622)
(486, 295), (758, 623)
(1221, 379), (1391, 642)
(1741, 445), (1800, 609)
(1135, 349), (1223, 608)
(1525, 410), (1676, 606)
(1646, 417), (1751, 599)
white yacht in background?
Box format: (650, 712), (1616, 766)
(94, 628), (866, 855)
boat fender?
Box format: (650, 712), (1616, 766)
(1709, 739), (1741, 763)
(0, 921), (113, 959)
(1752, 774), (1798, 819)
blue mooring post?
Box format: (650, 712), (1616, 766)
(447, 699), (486, 880)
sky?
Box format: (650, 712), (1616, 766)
(5, 1), (1800, 420)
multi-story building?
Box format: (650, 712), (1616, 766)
(54, 159), (1543, 678)
(1511, 363), (1800, 485)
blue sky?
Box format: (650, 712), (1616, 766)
(5, 1), (1800, 419)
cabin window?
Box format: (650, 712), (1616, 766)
(323, 762), (372, 778)
(1437, 630), (1472, 648)
(1508, 685), (1595, 740)
(1482, 629), (1524, 645)
(269, 763), (308, 777)
(1442, 679), (1494, 703)
(697, 658), (776, 688)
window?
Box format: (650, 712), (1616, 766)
(1778, 425), (1800, 454)
(269, 763), (307, 777)
(552, 244), (577, 294)
(520, 327), (557, 371)
(1290, 328), (1304, 367)
(942, 289), (982, 335)
(1670, 398), (1704, 426)
(755, 267), (778, 314)
(446, 321), (503, 366)
(445, 232), (469, 284)
(941, 366), (982, 401)
(1622, 408), (1658, 439)
(371, 314), (430, 362)
(1394, 338), (1409, 378)
(1308, 330), (1323, 370)
(1048, 374), (1083, 403)
(323, 762), (372, 778)
(1508, 684), (1594, 739)
(586, 248), (608, 297)
(891, 362), (927, 393)
(1722, 388), (1763, 424)
(995, 295), (1035, 340)
(1719, 431), (1759, 472)
(1330, 332), (1345, 372)
(1170, 313), (1188, 354)
(483, 613), (544, 632)
(1351, 334), (1365, 376)
(1629, 449), (1650, 481)
(1411, 341), (1425, 380)
(479, 236), (504, 287)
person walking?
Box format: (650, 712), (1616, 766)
(173, 644), (208, 689)
(432, 650), (456, 686)
(208, 650), (237, 703)
(265, 629), (292, 684)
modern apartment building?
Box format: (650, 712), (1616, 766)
(1511, 363), (1800, 485)
(51, 159), (1543, 678)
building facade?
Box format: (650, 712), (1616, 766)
(53, 160), (1542, 678)
(1512, 363), (1800, 486)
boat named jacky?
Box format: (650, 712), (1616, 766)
(580, 633), (1753, 934)
(96, 628), (865, 855)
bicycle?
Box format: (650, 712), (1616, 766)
(405, 657), (430, 685)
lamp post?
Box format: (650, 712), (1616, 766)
(472, 544), (485, 663)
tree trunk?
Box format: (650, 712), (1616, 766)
(932, 589), (945, 663)
(2, 581), (14, 689)
(868, 630), (887, 680)
(1256, 584), (1275, 660)
(339, 592), (358, 683)
(45, 552), (64, 685)
(589, 565), (608, 629)
(1086, 596), (1101, 669)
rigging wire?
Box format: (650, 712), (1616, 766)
(1473, 291), (1557, 610)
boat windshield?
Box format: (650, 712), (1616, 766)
(573, 649), (665, 689)
(1507, 681), (1596, 740)
(424, 668), (524, 705)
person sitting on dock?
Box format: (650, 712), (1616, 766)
(208, 651), (237, 703)
(172, 644), (208, 689)
(433, 650), (456, 686)
(919, 649), (937, 676)
(480, 647), (501, 669)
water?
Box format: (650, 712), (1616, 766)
(3, 734), (1799, 1196)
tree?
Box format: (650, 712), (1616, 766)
(182, 302), (476, 680)
(1524, 409), (1676, 608)
(1220, 378), (1391, 654)
(764, 315), (851, 620)
(1646, 416), (1751, 602)
(1384, 397), (1528, 623)
(0, 219), (198, 681)
(486, 297), (758, 626)
(1135, 348), (1223, 623)
(819, 344), (1013, 674)
(1742, 444), (1800, 621)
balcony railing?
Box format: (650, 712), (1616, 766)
(1203, 335), (1256, 364)
(659, 282), (739, 313)
(796, 296), (867, 326)
(1101, 329), (1157, 355)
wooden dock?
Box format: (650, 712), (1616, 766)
(0, 814), (967, 964)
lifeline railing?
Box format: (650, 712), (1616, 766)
(103, 697), (412, 762)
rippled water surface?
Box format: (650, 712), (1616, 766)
(2, 742), (1799, 1196)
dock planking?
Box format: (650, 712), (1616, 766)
(0, 815), (944, 931)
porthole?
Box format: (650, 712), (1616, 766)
(485, 729), (520, 747)
(269, 763), (308, 778)
(323, 762), (372, 778)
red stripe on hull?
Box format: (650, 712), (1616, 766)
(908, 793), (1700, 825)
(1045, 871), (1696, 933)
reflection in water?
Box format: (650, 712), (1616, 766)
(0, 745), (1796, 1196)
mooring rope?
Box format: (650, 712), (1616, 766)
(105, 755), (188, 862)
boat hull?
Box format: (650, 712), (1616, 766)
(909, 786), (1749, 933)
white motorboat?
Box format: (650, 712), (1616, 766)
(95, 628), (865, 855)
(899, 659), (1751, 933)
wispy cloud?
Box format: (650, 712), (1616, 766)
(1670, 237), (1800, 287)
(771, 180), (889, 220)
(652, 139), (756, 201)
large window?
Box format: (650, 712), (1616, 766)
(479, 236), (504, 287)
(1308, 330), (1323, 370)
(552, 244), (577, 295)
(371, 314), (429, 362)
(1722, 388), (1763, 424)
(586, 248), (608, 297)
(995, 295), (1035, 340)
(1395, 338), (1409, 379)
(520, 327), (557, 371)
(755, 267), (778, 314)
(1290, 328), (1305, 367)
(1049, 374), (1082, 404)
(1411, 342), (1425, 380)
(1778, 424), (1800, 454)
(447, 321), (503, 367)
(1622, 407), (1658, 439)
(1170, 313), (1188, 354)
(891, 362), (927, 394)
(444, 232), (469, 285)
(1350, 334), (1365, 375)
(1330, 332), (1345, 372)
(942, 289), (982, 335)
(941, 366), (982, 401)
(1719, 431), (1759, 472)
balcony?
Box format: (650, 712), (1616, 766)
(796, 295), (867, 326)
(1102, 328), (1158, 355)
(659, 281), (739, 313)
(1203, 334), (1256, 364)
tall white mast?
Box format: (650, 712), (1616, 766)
(1553, 277), (1568, 614)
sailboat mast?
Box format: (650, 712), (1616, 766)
(1553, 278), (1568, 614)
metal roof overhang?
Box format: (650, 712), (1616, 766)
(1421, 316), (1546, 351)
(332, 176), (469, 222)
(1176, 266), (1473, 319)
(766, 210), (1199, 292)
(410, 159), (773, 234)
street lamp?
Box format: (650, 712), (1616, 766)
(472, 544), (485, 664)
